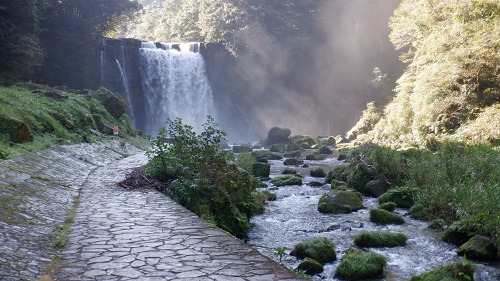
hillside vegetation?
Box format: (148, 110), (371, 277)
(0, 84), (142, 159)
(350, 0), (500, 148)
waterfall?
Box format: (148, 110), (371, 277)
(100, 39), (216, 136)
(139, 42), (215, 135)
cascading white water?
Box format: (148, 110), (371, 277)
(140, 42), (215, 135)
(115, 55), (134, 122)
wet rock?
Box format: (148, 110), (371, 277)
(317, 190), (364, 214)
(286, 143), (301, 152)
(232, 145), (253, 153)
(282, 168), (297, 175)
(336, 249), (386, 281)
(354, 231), (407, 247)
(408, 260), (474, 281)
(305, 153), (325, 161)
(364, 179), (390, 198)
(296, 257), (323, 275)
(309, 167), (326, 178)
(308, 181), (324, 187)
(92, 114), (114, 135)
(346, 163), (377, 195)
(290, 237), (336, 263)
(369, 208), (405, 225)
(378, 187), (418, 208)
(269, 143), (286, 153)
(252, 163), (271, 178)
(284, 158), (304, 166)
(270, 175), (302, 187)
(251, 150), (283, 161)
(267, 127), (291, 145)
(458, 235), (498, 261)
(442, 220), (477, 246)
(301, 164), (309, 168)
(0, 114), (34, 143)
(319, 146), (333, 155)
(327, 136), (336, 146)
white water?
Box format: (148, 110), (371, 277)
(115, 55), (134, 122)
(139, 42), (215, 135)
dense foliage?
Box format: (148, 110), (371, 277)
(354, 0), (500, 147)
(146, 117), (263, 238)
(0, 0), (140, 86)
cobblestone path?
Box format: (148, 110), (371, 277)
(56, 153), (304, 280)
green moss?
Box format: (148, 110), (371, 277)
(251, 150), (283, 161)
(326, 164), (350, 183)
(408, 260), (474, 281)
(271, 175), (303, 186)
(296, 257), (323, 275)
(354, 231), (407, 247)
(283, 158), (304, 166)
(306, 153), (325, 160)
(369, 208), (405, 225)
(378, 202), (397, 212)
(290, 237), (336, 263)
(378, 187), (417, 208)
(319, 146), (333, 155)
(269, 143), (286, 153)
(309, 167), (326, 178)
(336, 249), (386, 281)
(442, 221), (478, 246)
(318, 191), (363, 214)
(284, 150), (301, 157)
(282, 168), (297, 175)
(409, 203), (433, 221)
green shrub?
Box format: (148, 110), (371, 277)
(252, 190), (277, 214)
(234, 152), (256, 174)
(309, 167), (326, 178)
(290, 237), (336, 263)
(370, 208), (405, 225)
(336, 249), (386, 280)
(146, 117), (259, 239)
(354, 231), (407, 247)
(378, 187), (417, 208)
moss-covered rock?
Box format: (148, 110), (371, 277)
(369, 208), (405, 225)
(318, 191), (364, 214)
(310, 167), (326, 178)
(428, 219), (446, 231)
(458, 235), (497, 261)
(331, 179), (348, 189)
(327, 136), (336, 146)
(284, 158), (304, 166)
(0, 114), (34, 143)
(286, 143), (302, 152)
(282, 168), (297, 175)
(232, 145), (253, 153)
(290, 237), (337, 263)
(284, 150), (301, 158)
(346, 163), (377, 194)
(306, 153), (325, 160)
(326, 164), (350, 183)
(252, 163), (270, 178)
(408, 260), (474, 281)
(251, 150), (283, 161)
(271, 175), (302, 187)
(269, 143), (286, 153)
(267, 127), (291, 145)
(378, 187), (418, 208)
(291, 135), (316, 148)
(336, 249), (386, 281)
(409, 203), (433, 221)
(364, 179), (390, 198)
(442, 221), (477, 246)
(378, 202), (397, 212)
(319, 146), (333, 155)
(296, 257), (324, 275)
(354, 231), (407, 247)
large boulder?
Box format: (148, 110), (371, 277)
(336, 249), (386, 281)
(408, 260), (474, 281)
(318, 191), (364, 214)
(291, 135), (316, 148)
(369, 208), (405, 225)
(346, 162), (377, 195)
(267, 127), (291, 145)
(269, 143), (286, 153)
(252, 163), (270, 178)
(378, 187), (418, 208)
(296, 258), (323, 275)
(458, 235), (497, 261)
(0, 114), (34, 143)
(319, 146), (333, 155)
(364, 179), (390, 198)
(270, 175), (302, 186)
(306, 153), (325, 161)
(290, 237), (337, 263)
(354, 231), (407, 247)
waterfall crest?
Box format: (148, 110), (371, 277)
(100, 39), (216, 136)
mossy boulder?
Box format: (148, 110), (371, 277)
(369, 208), (405, 225)
(409, 203), (433, 221)
(336, 249), (386, 281)
(232, 145), (253, 153)
(296, 257), (323, 275)
(282, 168), (297, 175)
(286, 143), (302, 152)
(458, 235), (498, 261)
(310, 167), (326, 178)
(378, 187), (418, 208)
(378, 202), (397, 212)
(284, 150), (301, 158)
(331, 179), (348, 189)
(442, 221), (477, 246)
(327, 136), (336, 146)
(354, 231), (407, 247)
(290, 237), (337, 263)
(318, 191), (364, 214)
(326, 164), (350, 183)
(251, 150), (283, 161)
(0, 114), (34, 143)
(319, 146), (333, 155)
(269, 143), (286, 153)
(291, 135), (316, 147)
(252, 163), (270, 178)
(428, 219), (446, 231)
(364, 179), (390, 198)
(284, 158), (304, 166)
(271, 175), (302, 187)
(306, 153), (325, 160)
(408, 260), (474, 281)
(267, 127), (291, 145)
(346, 163), (377, 194)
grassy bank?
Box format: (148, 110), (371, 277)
(0, 84), (145, 158)
(338, 142), (500, 248)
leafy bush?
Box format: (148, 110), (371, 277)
(146, 117), (260, 238)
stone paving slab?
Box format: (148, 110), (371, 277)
(0, 140), (144, 281)
(57, 153), (305, 281)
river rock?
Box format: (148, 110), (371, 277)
(334, 135), (349, 144)
(336, 249), (386, 281)
(0, 114), (34, 143)
(269, 143), (286, 153)
(442, 221), (477, 246)
(286, 143), (301, 152)
(378, 187), (418, 208)
(270, 175), (302, 187)
(354, 231), (407, 247)
(251, 150), (283, 161)
(232, 145), (253, 153)
(284, 150), (301, 158)
(309, 167), (326, 178)
(290, 237), (336, 263)
(364, 179), (390, 198)
(282, 168), (297, 175)
(346, 162), (377, 195)
(306, 153), (325, 160)
(308, 181), (324, 187)
(284, 158), (304, 166)
(267, 127), (291, 145)
(317, 190), (364, 214)
(252, 163), (270, 178)
(296, 257), (323, 275)
(319, 146), (333, 155)
(369, 208), (405, 225)
(458, 235), (497, 261)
